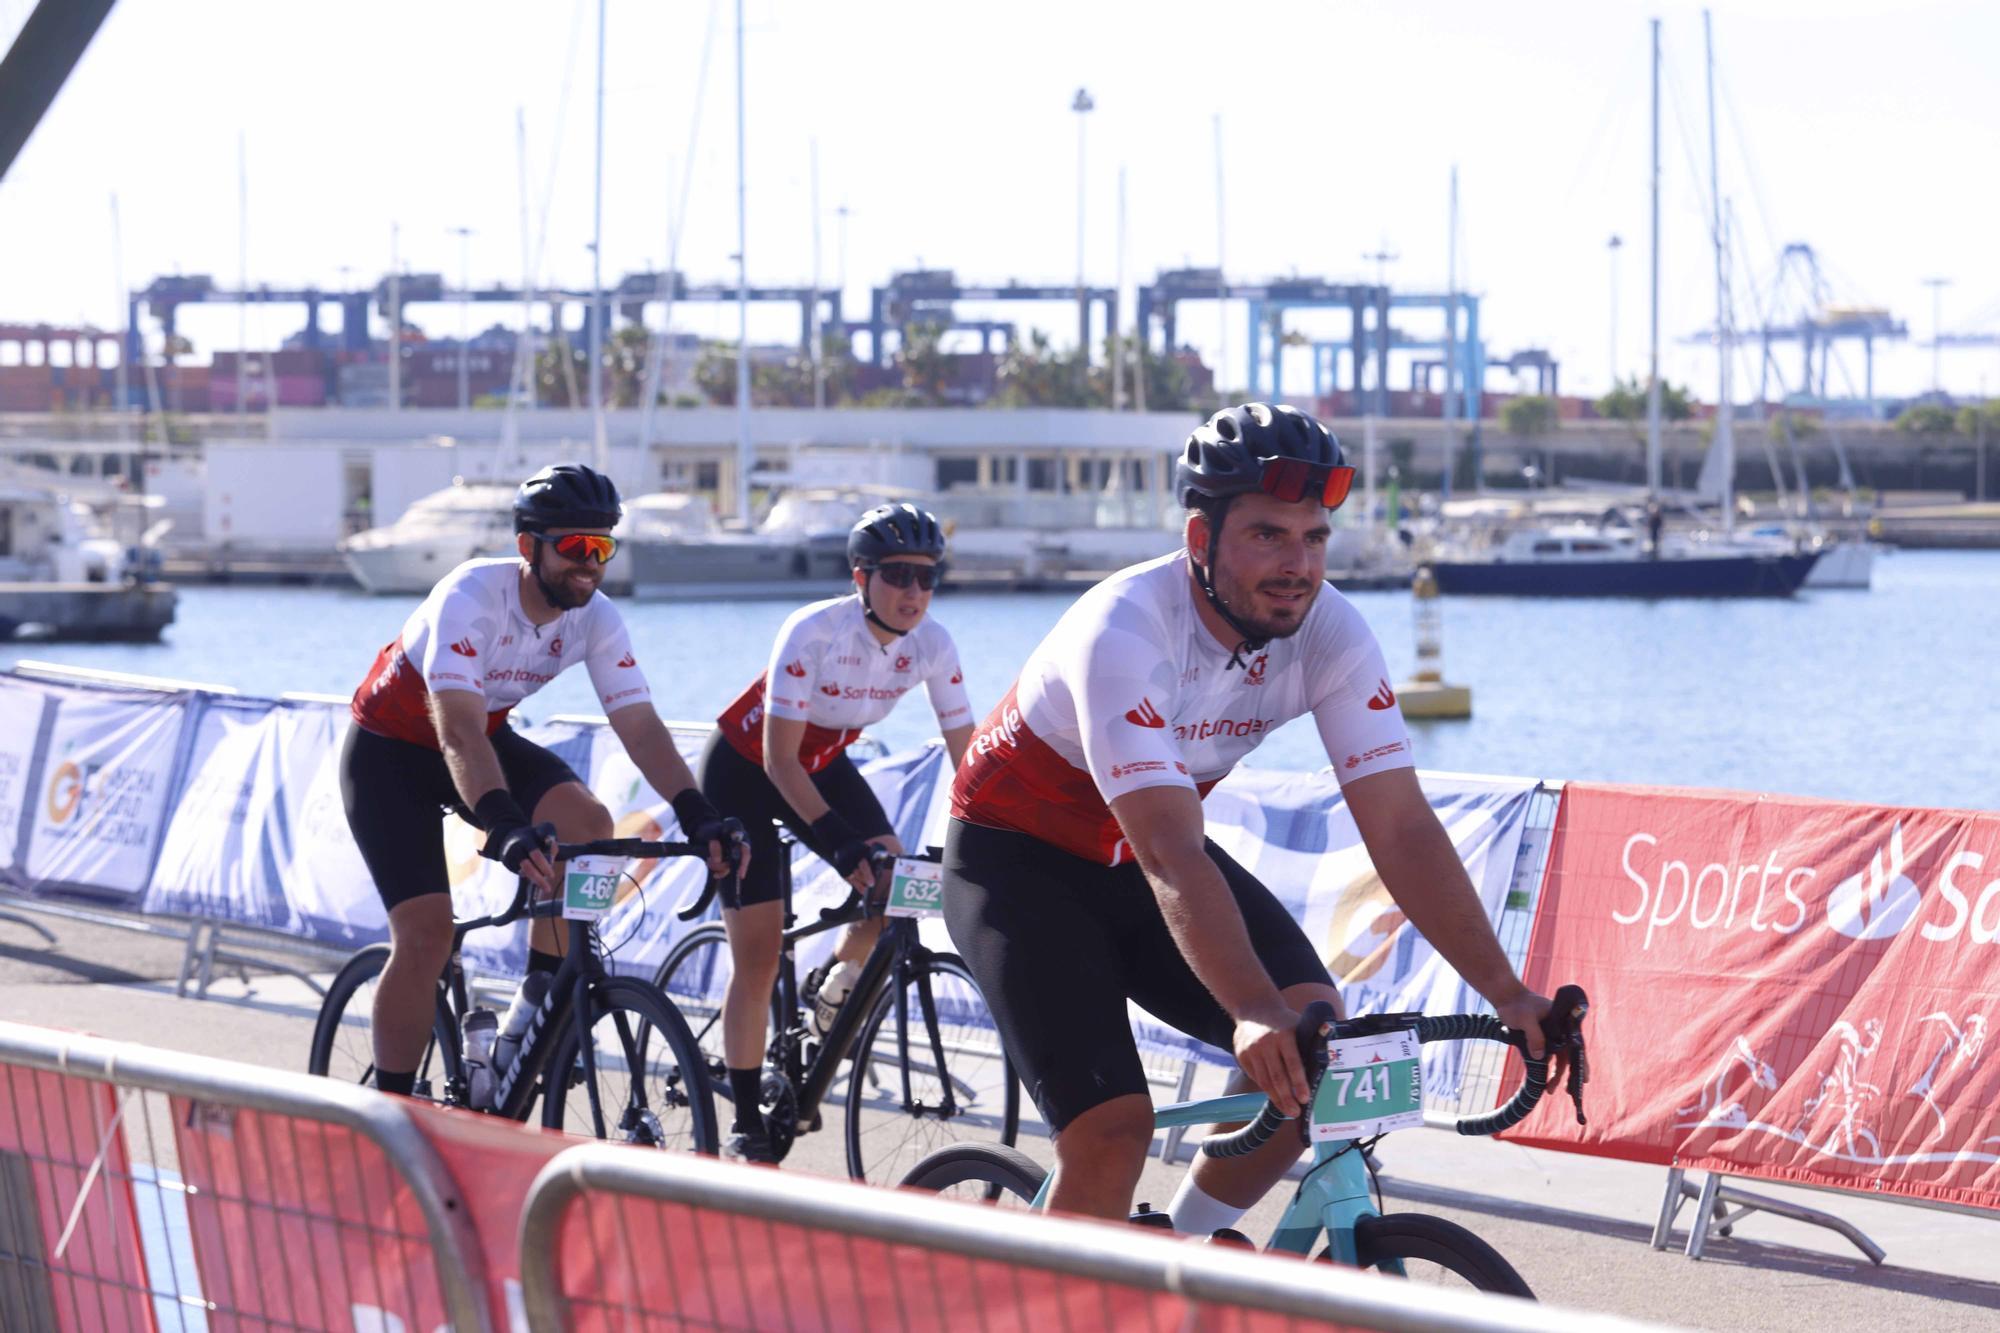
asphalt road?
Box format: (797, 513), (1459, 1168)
(3, 910), (1996, 1331)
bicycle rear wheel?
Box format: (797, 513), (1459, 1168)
(843, 952), (1019, 1187)
(307, 945), (457, 1101)
(652, 923), (734, 1102)
(897, 1143), (1045, 1209)
(540, 976), (720, 1154)
(1341, 1213), (1536, 1299)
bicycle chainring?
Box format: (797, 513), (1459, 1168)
(761, 1070), (801, 1161)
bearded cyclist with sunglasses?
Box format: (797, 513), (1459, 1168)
(945, 404), (1566, 1230)
(341, 463), (743, 1100)
(705, 502), (977, 1162)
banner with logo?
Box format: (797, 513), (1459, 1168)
(21, 686), (191, 901)
(0, 683), (48, 874)
(1511, 783), (2000, 1214)
(147, 698), (293, 929)
(1133, 768), (1539, 1092)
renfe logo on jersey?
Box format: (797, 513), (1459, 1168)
(1124, 698), (1166, 729)
(1367, 680), (1397, 710)
(450, 638), (478, 657)
(784, 660), (807, 677)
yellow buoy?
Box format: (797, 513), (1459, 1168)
(1397, 566), (1472, 719)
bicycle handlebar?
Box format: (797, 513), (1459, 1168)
(471, 822), (748, 930)
(817, 846), (901, 924)
(1199, 984), (1589, 1160)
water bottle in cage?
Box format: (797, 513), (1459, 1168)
(494, 970), (553, 1075)
(461, 1009), (499, 1110)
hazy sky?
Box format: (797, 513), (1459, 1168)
(3, 0), (1995, 402)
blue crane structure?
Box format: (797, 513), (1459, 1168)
(862, 270), (1112, 367)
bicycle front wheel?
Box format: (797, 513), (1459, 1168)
(898, 1142), (1045, 1209)
(1344, 1213), (1536, 1299)
(652, 923), (734, 1099)
(844, 952), (1019, 1187)
(307, 945), (457, 1101)
(540, 976), (720, 1154)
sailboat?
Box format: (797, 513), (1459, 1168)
(1429, 18), (1819, 599)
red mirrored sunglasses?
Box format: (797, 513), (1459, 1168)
(1258, 458), (1357, 509)
(548, 532), (619, 565)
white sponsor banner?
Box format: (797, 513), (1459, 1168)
(1132, 768), (1537, 1089)
(24, 688), (191, 900)
(0, 684), (48, 873)
(281, 710), (388, 946)
(147, 699), (350, 932)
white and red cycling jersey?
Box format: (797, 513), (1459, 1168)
(350, 558), (651, 748)
(717, 594), (973, 772)
(950, 552), (1412, 865)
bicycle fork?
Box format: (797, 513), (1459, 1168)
(1273, 1143), (1393, 1269)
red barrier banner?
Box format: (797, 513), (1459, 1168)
(1510, 783), (2000, 1213)
(0, 1066), (156, 1332)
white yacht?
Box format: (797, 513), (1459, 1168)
(338, 481), (520, 595)
(623, 491), (840, 599)
(0, 470), (176, 639)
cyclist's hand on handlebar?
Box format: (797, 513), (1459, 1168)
(1494, 989), (1553, 1061)
(1497, 985), (1591, 1092)
(694, 815), (748, 882)
(483, 820), (556, 894)
(1232, 1001), (1311, 1119)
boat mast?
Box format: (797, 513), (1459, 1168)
(1645, 17), (1662, 500)
(1704, 9), (1734, 538)
(589, 0), (608, 473)
(733, 0), (752, 523)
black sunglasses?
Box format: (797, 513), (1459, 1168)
(866, 562), (945, 591)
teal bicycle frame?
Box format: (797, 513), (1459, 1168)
(1022, 1090), (1395, 1266)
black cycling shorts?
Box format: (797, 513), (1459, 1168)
(340, 722), (582, 911)
(943, 816), (1333, 1134)
(698, 731), (893, 910)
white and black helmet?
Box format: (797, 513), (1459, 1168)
(847, 502), (947, 567)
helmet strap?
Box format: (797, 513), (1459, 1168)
(526, 537), (568, 616)
(1192, 503), (1269, 670)
(858, 569), (912, 639)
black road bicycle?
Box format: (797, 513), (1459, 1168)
(308, 834), (726, 1153)
(653, 835), (1019, 1185)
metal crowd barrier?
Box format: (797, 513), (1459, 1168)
(0, 1020), (491, 1333)
(518, 1141), (1655, 1333)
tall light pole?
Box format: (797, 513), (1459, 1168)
(1072, 87), (1094, 390)
(1361, 244), (1397, 416)
(1608, 234), (1624, 389)
(450, 226), (475, 411)
(1923, 276), (1950, 393)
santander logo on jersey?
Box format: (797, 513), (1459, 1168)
(449, 638), (478, 657)
(784, 660), (807, 678)
(1367, 680), (1397, 710)
(819, 682), (842, 697)
(615, 652), (637, 669)
(949, 668), (963, 685)
(1124, 698), (1166, 729)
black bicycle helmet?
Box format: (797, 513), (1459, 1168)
(513, 463), (622, 533)
(1175, 402), (1344, 509)
(847, 502), (947, 567)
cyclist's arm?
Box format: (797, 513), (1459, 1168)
(1110, 783), (1312, 1115)
(941, 722), (973, 769)
(605, 704), (737, 879)
(429, 689), (555, 890)
(1343, 766), (1550, 1057)
(762, 713), (832, 823)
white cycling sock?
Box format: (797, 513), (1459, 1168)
(1167, 1174), (1247, 1236)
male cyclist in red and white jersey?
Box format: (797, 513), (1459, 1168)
(705, 502), (976, 1161)
(946, 404), (1561, 1229)
(342, 463), (740, 1099)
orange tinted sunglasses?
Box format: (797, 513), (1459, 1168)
(1259, 458), (1357, 510)
(549, 532), (619, 564)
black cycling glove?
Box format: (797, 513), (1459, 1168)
(473, 789), (548, 874)
(670, 789), (741, 874)
(808, 810), (874, 879)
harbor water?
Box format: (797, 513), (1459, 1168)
(5, 549), (1994, 813)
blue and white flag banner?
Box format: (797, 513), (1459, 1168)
(1133, 767), (1538, 1091)
(21, 685), (191, 902)
(0, 685), (49, 874)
